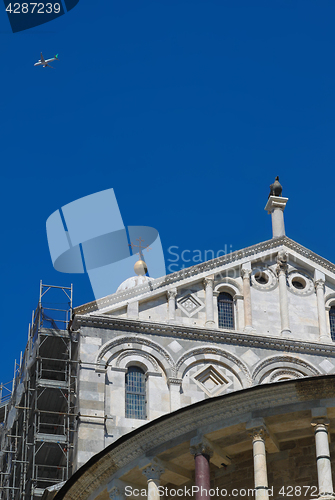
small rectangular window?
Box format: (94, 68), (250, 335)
(330, 308), (335, 342)
(218, 292), (234, 329)
(125, 367), (146, 419)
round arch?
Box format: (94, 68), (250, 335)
(214, 277), (242, 297)
(176, 346), (252, 388)
(325, 292), (335, 309)
(252, 355), (321, 384)
(95, 335), (175, 377)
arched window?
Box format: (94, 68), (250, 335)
(217, 292), (234, 329)
(125, 366), (146, 419)
(330, 306), (335, 342)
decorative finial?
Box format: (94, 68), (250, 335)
(268, 176), (282, 198)
(129, 238), (151, 276)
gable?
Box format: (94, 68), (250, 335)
(74, 236), (335, 320)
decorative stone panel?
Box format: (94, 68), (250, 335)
(177, 293), (204, 317)
(192, 364), (232, 397)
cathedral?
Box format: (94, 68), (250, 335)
(2, 181), (335, 500)
(51, 180), (335, 500)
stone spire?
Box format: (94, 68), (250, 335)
(264, 177), (288, 238)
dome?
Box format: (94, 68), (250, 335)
(116, 274), (151, 292)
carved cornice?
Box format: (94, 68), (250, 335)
(73, 236), (335, 316)
(72, 315), (335, 357)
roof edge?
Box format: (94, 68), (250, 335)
(74, 236), (335, 315)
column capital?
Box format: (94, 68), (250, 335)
(315, 279), (326, 291)
(167, 288), (177, 299)
(264, 195), (289, 214)
(142, 463), (165, 481)
(241, 268), (252, 280)
(249, 427), (267, 442)
(190, 436), (214, 458)
(167, 377), (183, 387)
(246, 419), (268, 441)
(312, 419), (330, 428)
(203, 276), (215, 289)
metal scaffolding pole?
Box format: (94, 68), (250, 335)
(0, 282), (76, 500)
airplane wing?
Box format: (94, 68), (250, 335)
(40, 52), (45, 63)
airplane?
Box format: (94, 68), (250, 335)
(34, 53), (59, 68)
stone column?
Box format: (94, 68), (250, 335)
(315, 279), (330, 342)
(190, 439), (213, 500)
(213, 291), (219, 327)
(264, 196), (289, 239)
(311, 416), (334, 499)
(250, 427), (269, 500)
(326, 305), (331, 333)
(142, 463), (165, 500)
(234, 294), (244, 331)
(167, 288), (177, 323)
(276, 251), (291, 336)
(241, 266), (253, 331)
(167, 378), (182, 412)
(204, 277), (215, 327)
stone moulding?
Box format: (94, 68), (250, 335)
(95, 335), (175, 372)
(73, 236), (335, 316)
(72, 315), (335, 357)
(175, 346), (252, 386)
(54, 375), (335, 500)
(252, 355), (322, 380)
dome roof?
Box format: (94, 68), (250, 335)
(116, 275), (151, 292)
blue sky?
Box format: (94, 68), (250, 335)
(0, 0), (335, 385)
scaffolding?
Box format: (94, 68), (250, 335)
(0, 282), (77, 499)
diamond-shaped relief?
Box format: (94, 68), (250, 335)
(177, 294), (204, 317)
(167, 340), (183, 353)
(241, 349), (260, 367)
(319, 359), (334, 374)
(183, 298), (197, 311)
(192, 365), (232, 397)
